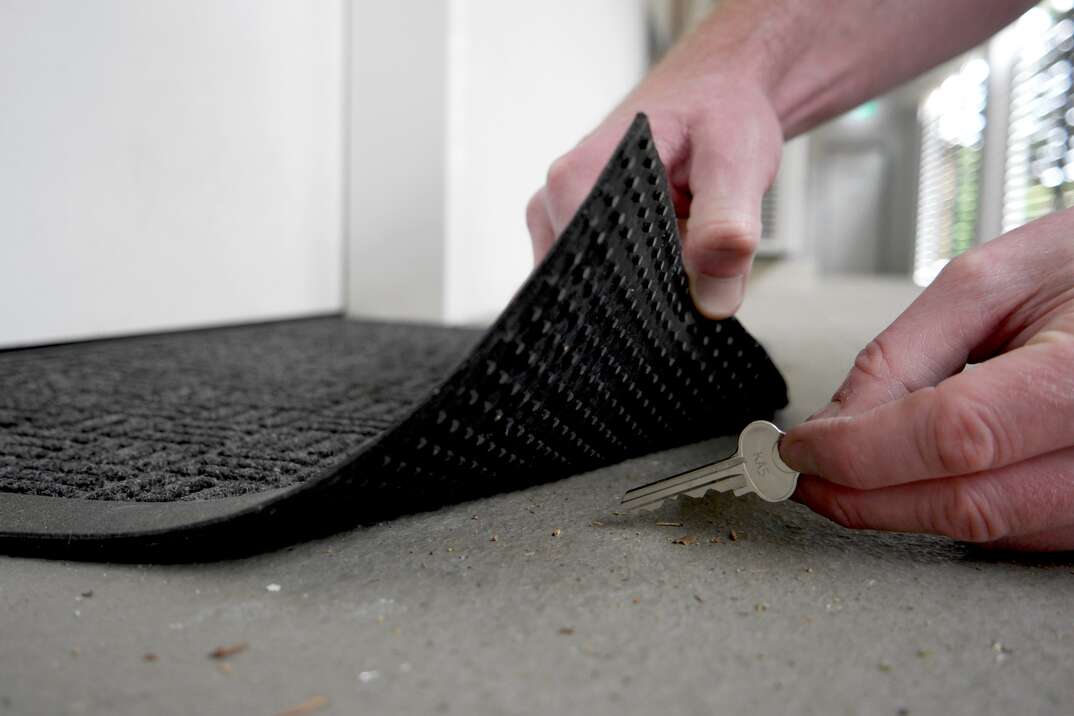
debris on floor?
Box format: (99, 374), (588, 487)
(551, 528), (561, 537)
(209, 642), (248, 660)
(671, 535), (697, 545)
(558, 627), (575, 635)
(656, 522), (683, 527)
(992, 642), (1012, 663)
(142, 653), (158, 663)
(275, 694), (329, 716)
(266, 583), (282, 593)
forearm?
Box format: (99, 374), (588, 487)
(654, 0), (1036, 137)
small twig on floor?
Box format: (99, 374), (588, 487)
(209, 642), (248, 660)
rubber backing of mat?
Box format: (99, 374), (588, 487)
(0, 115), (788, 561)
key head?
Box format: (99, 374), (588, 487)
(738, 420), (799, 502)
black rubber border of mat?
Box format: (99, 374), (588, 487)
(0, 115), (788, 562)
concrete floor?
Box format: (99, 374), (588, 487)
(2, 262), (1072, 716)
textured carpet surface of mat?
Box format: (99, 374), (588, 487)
(0, 319), (480, 501)
(0, 115), (788, 560)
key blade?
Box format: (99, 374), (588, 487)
(621, 495), (672, 512)
(619, 458), (746, 511)
(621, 461), (729, 502)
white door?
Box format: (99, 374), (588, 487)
(0, 0), (344, 348)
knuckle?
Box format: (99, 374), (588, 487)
(924, 390), (1000, 476)
(688, 216), (762, 256)
(831, 337), (897, 405)
(525, 193), (545, 232)
(546, 153), (582, 196)
(934, 479), (1007, 542)
(851, 336), (898, 385)
(939, 246), (993, 288)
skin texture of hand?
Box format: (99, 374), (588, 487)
(526, 0), (1035, 318)
(527, 0), (1053, 546)
(780, 209), (1074, 551)
(526, 76), (783, 319)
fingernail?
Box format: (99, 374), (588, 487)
(689, 274), (744, 318)
(779, 435), (819, 475)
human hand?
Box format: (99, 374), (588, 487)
(526, 58), (783, 318)
(780, 209), (1074, 551)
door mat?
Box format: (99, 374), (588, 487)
(0, 115), (788, 561)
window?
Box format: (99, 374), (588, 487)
(913, 59), (989, 286)
(1003, 4), (1074, 232)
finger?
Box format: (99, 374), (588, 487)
(794, 445), (1074, 545)
(810, 227), (1060, 420)
(781, 336), (1074, 488)
(680, 119), (775, 319)
(543, 144), (612, 238)
(526, 188), (556, 263)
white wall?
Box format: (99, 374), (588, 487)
(347, 2), (448, 322)
(346, 0), (648, 325)
(0, 0), (344, 348)
(443, 0), (648, 324)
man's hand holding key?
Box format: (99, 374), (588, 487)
(531, 1), (1073, 551)
(623, 216), (1074, 552)
(780, 213), (1074, 552)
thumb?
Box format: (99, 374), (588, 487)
(681, 117), (779, 319)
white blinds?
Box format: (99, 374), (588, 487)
(913, 60), (989, 286)
(1003, 8), (1074, 232)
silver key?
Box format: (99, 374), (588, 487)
(620, 420), (799, 510)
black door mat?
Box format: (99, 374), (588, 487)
(0, 115), (788, 562)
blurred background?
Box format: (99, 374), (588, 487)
(0, 0), (1070, 348)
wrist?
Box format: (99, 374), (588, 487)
(648, 0), (816, 135)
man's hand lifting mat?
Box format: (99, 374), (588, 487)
(0, 115), (787, 561)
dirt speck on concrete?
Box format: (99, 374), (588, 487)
(275, 695), (328, 716)
(209, 642), (248, 660)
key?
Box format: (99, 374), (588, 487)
(620, 420), (799, 511)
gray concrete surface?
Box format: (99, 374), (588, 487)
(2, 262), (1072, 716)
